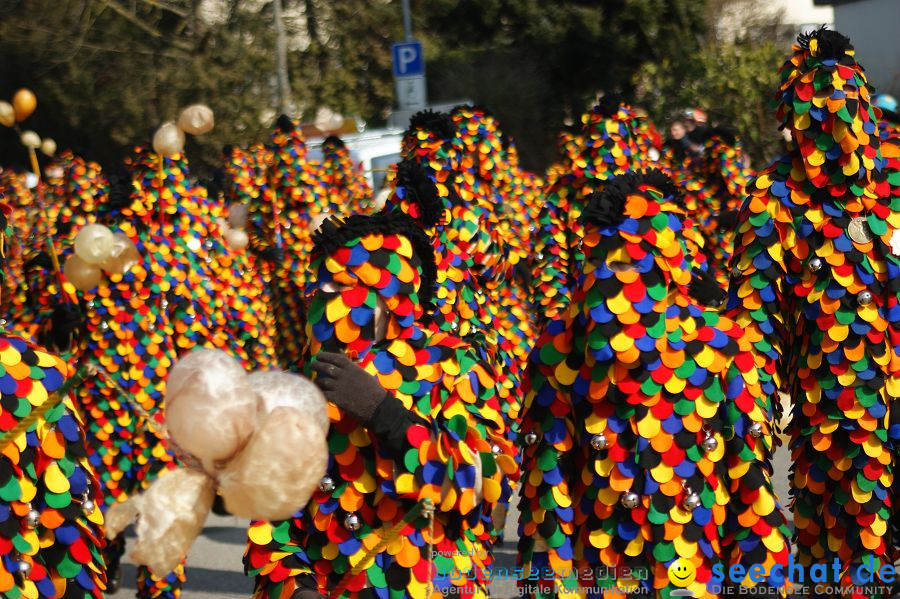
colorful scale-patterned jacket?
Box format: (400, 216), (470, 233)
(0, 330), (107, 599)
(256, 117), (329, 369)
(519, 171), (789, 598)
(725, 28), (900, 590)
(246, 213), (516, 599)
(532, 102), (640, 321)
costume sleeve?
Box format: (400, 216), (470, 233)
(0, 344), (107, 599)
(718, 142), (755, 205)
(720, 353), (791, 589)
(724, 171), (793, 406)
(531, 183), (574, 320)
(370, 345), (514, 517)
(516, 319), (578, 594)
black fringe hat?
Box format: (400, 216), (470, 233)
(582, 169), (682, 229)
(312, 212), (438, 312)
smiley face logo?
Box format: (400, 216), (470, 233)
(667, 558), (696, 588)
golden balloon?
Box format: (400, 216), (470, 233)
(12, 88), (37, 122)
(0, 102), (14, 127)
(63, 254), (104, 292)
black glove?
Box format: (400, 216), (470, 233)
(688, 267), (727, 308)
(514, 258), (532, 284)
(50, 302), (83, 350)
(25, 251), (53, 271)
(311, 352), (386, 424)
(56, 219), (73, 237)
(105, 166), (134, 211)
(717, 209), (739, 234)
(290, 575), (323, 599)
(257, 245), (285, 265)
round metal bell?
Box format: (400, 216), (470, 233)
(25, 509), (40, 529)
(730, 266), (742, 278)
(82, 498), (95, 515)
(450, 321), (459, 332)
(491, 444), (501, 456)
(523, 432), (538, 446)
(702, 436), (718, 452)
(344, 512), (361, 532)
(204, 239), (214, 250)
(17, 560), (31, 577)
(319, 476), (335, 493)
(857, 290), (873, 306)
(620, 491), (640, 509)
(749, 423), (763, 438)
(808, 257), (823, 272)
(590, 433), (608, 451)
(536, 252), (544, 261)
(100, 321), (109, 331)
(682, 493), (702, 512)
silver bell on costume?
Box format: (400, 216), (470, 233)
(17, 560), (31, 577)
(25, 509), (40, 529)
(82, 492), (96, 515)
(590, 433), (608, 451)
(319, 476), (335, 494)
(702, 435), (718, 452)
(620, 491), (640, 509)
(523, 432), (539, 446)
(682, 492), (702, 512)
(809, 257), (823, 272)
(749, 423), (763, 438)
(857, 290), (873, 306)
(344, 512), (361, 532)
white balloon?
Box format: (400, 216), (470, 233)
(73, 224), (115, 265)
(0, 101), (14, 127)
(224, 228), (249, 250)
(152, 121), (185, 156)
(100, 232), (141, 275)
(105, 468), (215, 576)
(165, 349), (257, 474)
(227, 203), (249, 229)
(218, 407), (327, 521)
(314, 107), (344, 133)
(308, 212), (330, 234)
(177, 104), (215, 135)
(247, 370), (329, 435)
(40, 138), (57, 157)
(20, 130), (41, 149)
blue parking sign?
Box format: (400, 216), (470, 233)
(392, 41), (424, 77)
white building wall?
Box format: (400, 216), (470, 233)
(832, 0), (900, 94)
